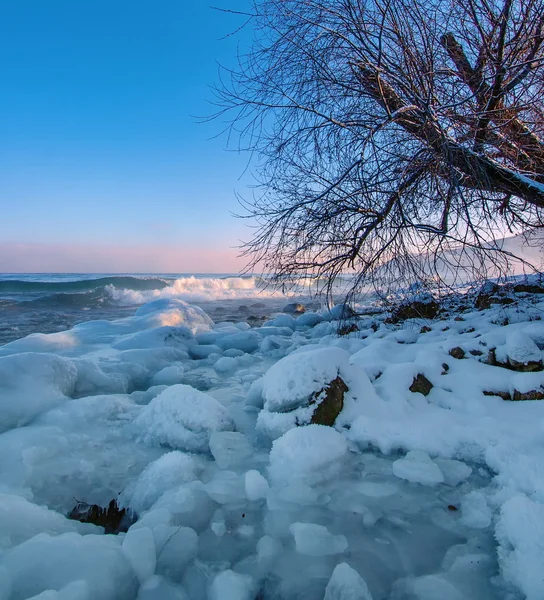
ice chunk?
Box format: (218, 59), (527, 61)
(216, 331), (261, 353)
(204, 471), (246, 504)
(2, 532), (136, 600)
(0, 493), (90, 550)
(137, 575), (188, 600)
(289, 523), (348, 556)
(122, 526), (156, 584)
(244, 470), (269, 501)
(154, 526), (198, 579)
(257, 535), (283, 564)
(434, 459), (472, 487)
(133, 384), (234, 452)
(269, 425), (349, 486)
(26, 581), (91, 600)
(264, 314), (297, 329)
(392, 450), (444, 486)
(210, 432), (253, 469)
(150, 364), (185, 386)
(296, 312), (326, 328)
(324, 563), (373, 600)
(0, 353), (77, 432)
(460, 491), (491, 528)
(245, 378), (264, 409)
(262, 347), (350, 412)
(209, 570), (255, 600)
(128, 452), (197, 513)
(213, 356), (239, 374)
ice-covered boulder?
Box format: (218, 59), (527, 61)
(135, 298), (213, 332)
(263, 347), (349, 413)
(133, 384), (235, 453)
(258, 347), (350, 434)
(324, 563), (373, 600)
(505, 331), (543, 372)
(127, 451), (198, 513)
(264, 314), (297, 330)
(296, 312), (326, 328)
(392, 450), (444, 486)
(269, 425), (349, 486)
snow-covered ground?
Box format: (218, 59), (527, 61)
(1, 279), (544, 599)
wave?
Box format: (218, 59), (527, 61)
(0, 276), (170, 295)
(105, 276), (285, 305)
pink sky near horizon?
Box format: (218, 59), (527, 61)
(0, 242), (246, 273)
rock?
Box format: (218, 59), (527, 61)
(483, 390), (512, 401)
(512, 388), (544, 401)
(337, 322), (359, 336)
(390, 299), (439, 323)
(409, 374), (433, 396)
(513, 283), (544, 294)
(68, 499), (136, 534)
(310, 376), (348, 426)
(420, 325), (432, 333)
(283, 302), (306, 314)
(506, 331), (543, 372)
(449, 347), (465, 359)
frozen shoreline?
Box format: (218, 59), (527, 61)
(0, 279), (544, 599)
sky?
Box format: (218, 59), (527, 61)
(0, 0), (255, 273)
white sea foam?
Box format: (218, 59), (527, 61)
(104, 276), (285, 305)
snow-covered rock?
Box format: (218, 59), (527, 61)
(262, 347), (349, 413)
(505, 331), (543, 371)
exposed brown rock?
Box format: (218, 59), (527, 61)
(409, 374), (433, 396)
(449, 347), (466, 359)
(310, 376), (348, 426)
(390, 300), (439, 323)
(483, 390), (512, 401)
(68, 499), (137, 534)
(513, 283), (544, 294)
(420, 325), (432, 333)
(512, 389), (544, 401)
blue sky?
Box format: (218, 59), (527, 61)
(0, 0), (254, 272)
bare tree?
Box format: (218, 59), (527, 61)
(215, 0), (544, 300)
